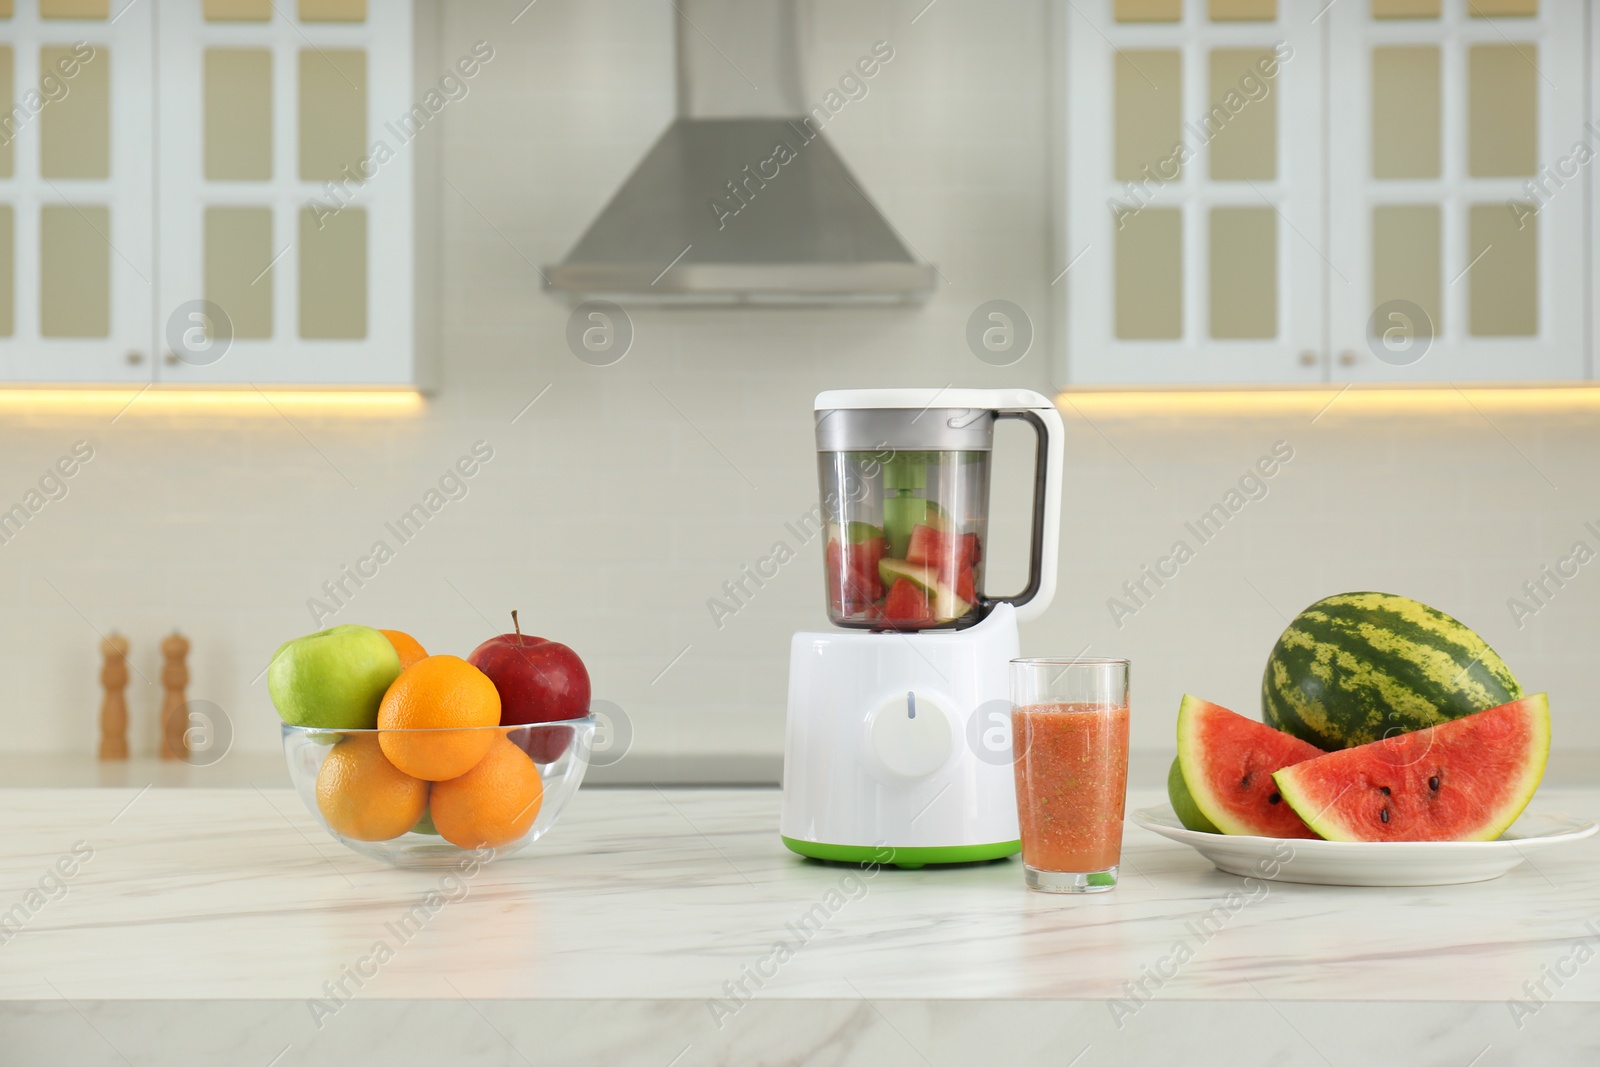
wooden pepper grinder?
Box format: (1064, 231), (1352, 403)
(98, 634), (130, 761)
(160, 631), (191, 761)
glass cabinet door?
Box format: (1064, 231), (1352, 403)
(1326, 0), (1585, 382)
(1065, 0), (1326, 385)
(155, 0), (422, 385)
(0, 0), (153, 382)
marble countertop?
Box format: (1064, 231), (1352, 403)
(3, 786), (1598, 1066)
(4, 748), (1595, 789)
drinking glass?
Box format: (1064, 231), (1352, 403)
(1010, 659), (1131, 893)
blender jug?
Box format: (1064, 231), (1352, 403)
(814, 389), (1064, 631)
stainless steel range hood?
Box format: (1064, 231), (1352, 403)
(543, 0), (938, 305)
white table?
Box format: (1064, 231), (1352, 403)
(1, 786), (1597, 1065)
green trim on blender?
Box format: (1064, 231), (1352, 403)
(781, 836), (1019, 869)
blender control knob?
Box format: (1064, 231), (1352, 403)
(867, 691), (954, 778)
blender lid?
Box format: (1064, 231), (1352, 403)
(814, 388), (1056, 412)
(814, 388), (1057, 452)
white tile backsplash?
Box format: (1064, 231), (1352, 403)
(0, 1), (1594, 774)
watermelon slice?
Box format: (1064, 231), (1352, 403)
(878, 558), (972, 621)
(825, 524), (887, 615)
(843, 537), (886, 606)
(951, 565), (976, 605)
(902, 525), (981, 607)
(906, 524), (976, 569)
(904, 524), (943, 566)
(1176, 695), (1326, 838)
(1273, 694), (1550, 842)
(882, 578), (929, 623)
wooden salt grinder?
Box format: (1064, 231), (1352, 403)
(98, 634), (130, 761)
(160, 632), (191, 761)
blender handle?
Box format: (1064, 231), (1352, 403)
(983, 405), (1064, 624)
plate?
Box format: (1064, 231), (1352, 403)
(1132, 806), (1598, 887)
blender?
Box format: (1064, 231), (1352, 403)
(780, 388), (1064, 868)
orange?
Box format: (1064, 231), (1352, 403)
(315, 733), (429, 841)
(380, 629), (429, 670)
(430, 736), (544, 850)
(377, 655), (501, 781)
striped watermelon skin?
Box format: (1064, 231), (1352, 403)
(1262, 592), (1522, 751)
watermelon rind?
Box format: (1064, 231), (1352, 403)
(1262, 591), (1523, 751)
(1167, 756), (1220, 834)
(1176, 694), (1324, 838)
(1272, 694), (1550, 843)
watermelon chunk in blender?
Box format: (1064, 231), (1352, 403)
(832, 453), (982, 629)
(825, 522), (887, 617)
(882, 577), (930, 623)
(905, 524), (979, 606)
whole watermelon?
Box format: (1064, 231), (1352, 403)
(1262, 591), (1522, 751)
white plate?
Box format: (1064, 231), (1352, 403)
(1132, 805), (1598, 887)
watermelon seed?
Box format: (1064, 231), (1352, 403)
(1379, 808), (1390, 824)
(1268, 792), (1281, 805)
(1379, 786), (1391, 796)
(1429, 776), (1440, 791)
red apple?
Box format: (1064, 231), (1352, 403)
(468, 611), (591, 763)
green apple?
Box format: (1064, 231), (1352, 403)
(267, 624), (403, 729)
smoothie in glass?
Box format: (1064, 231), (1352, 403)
(1011, 702), (1131, 875)
(1009, 658), (1131, 893)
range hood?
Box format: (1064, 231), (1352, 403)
(543, 0), (938, 305)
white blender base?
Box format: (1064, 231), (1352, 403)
(780, 604), (1021, 869)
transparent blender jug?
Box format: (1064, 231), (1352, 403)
(819, 449), (988, 628)
(815, 390), (1063, 631)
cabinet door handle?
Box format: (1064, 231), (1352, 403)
(1338, 350), (1358, 366)
(1299, 350), (1318, 366)
(125, 351), (144, 365)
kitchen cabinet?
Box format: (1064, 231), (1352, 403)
(0, 0), (437, 387)
(1063, 0), (1589, 386)
(1325, 0), (1586, 382)
(0, 1), (152, 383)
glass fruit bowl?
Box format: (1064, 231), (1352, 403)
(282, 717), (595, 868)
